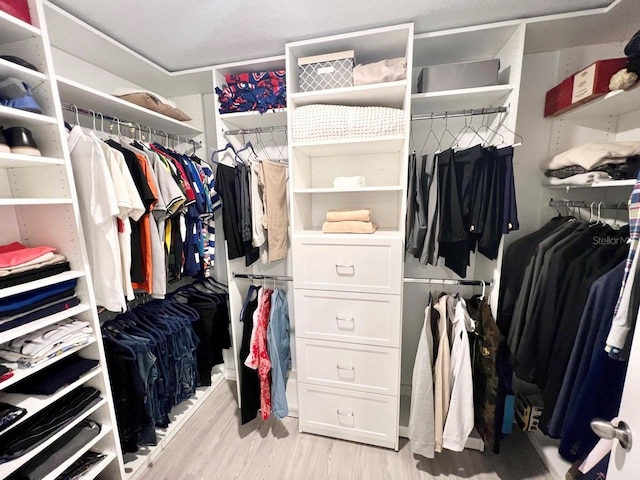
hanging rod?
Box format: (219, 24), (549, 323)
(233, 273), (293, 282)
(223, 125), (288, 136)
(61, 103), (202, 146)
(549, 199), (628, 210)
(411, 106), (508, 122)
(403, 277), (492, 286)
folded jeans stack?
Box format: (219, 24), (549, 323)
(333, 176), (366, 188)
(322, 208), (377, 234)
(54, 451), (107, 480)
(215, 70), (286, 114)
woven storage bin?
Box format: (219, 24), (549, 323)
(292, 104), (405, 143)
(298, 51), (354, 92)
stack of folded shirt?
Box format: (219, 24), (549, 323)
(0, 279), (79, 333)
(333, 176), (366, 188)
(0, 319), (92, 368)
(0, 242), (70, 289)
(215, 70), (286, 114)
(322, 208), (377, 234)
(542, 142), (640, 185)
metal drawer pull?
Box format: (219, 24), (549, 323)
(337, 364), (355, 371)
(335, 264), (355, 275)
(337, 409), (354, 417)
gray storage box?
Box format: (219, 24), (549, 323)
(417, 58), (500, 93)
(298, 50), (354, 92)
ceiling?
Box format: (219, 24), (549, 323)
(49, 0), (615, 72)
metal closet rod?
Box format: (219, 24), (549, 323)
(223, 125), (288, 136)
(233, 273), (293, 282)
(411, 106), (508, 121)
(61, 103), (202, 146)
(549, 199), (629, 210)
(403, 277), (492, 286)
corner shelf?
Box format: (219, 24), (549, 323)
(556, 84), (640, 121)
(219, 109), (287, 130)
(294, 186), (403, 194)
(292, 135), (405, 156)
(0, 366), (102, 437)
(0, 338), (96, 391)
(0, 270), (85, 299)
(290, 81), (407, 109)
(0, 198), (72, 206)
(0, 105), (57, 127)
(411, 84), (514, 113)
(0, 58), (47, 87)
(0, 152), (64, 168)
(56, 76), (203, 136)
(294, 228), (403, 240)
(0, 303), (91, 345)
(0, 10), (41, 44)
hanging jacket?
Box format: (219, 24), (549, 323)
(433, 294), (451, 453)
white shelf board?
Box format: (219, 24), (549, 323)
(0, 397), (106, 479)
(294, 186), (403, 194)
(544, 179), (636, 189)
(0, 58), (47, 87)
(290, 81), (407, 109)
(219, 109), (287, 130)
(0, 367), (102, 437)
(292, 135), (405, 157)
(41, 425), (113, 480)
(76, 451), (117, 480)
(0, 10), (41, 44)
(0, 197), (71, 206)
(0, 270), (84, 299)
(0, 303), (91, 345)
(0, 338), (96, 391)
(0, 105), (57, 126)
(124, 371), (226, 480)
(411, 85), (514, 114)
(526, 430), (570, 480)
(556, 85), (640, 121)
(0, 152), (64, 168)
(294, 228), (403, 240)
(43, 2), (213, 97)
(56, 77), (203, 136)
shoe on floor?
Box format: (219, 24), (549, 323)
(0, 56), (38, 72)
(3, 127), (41, 156)
(0, 129), (10, 154)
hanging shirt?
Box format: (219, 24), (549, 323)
(68, 127), (125, 312)
(433, 294), (451, 453)
(443, 296), (475, 451)
(245, 287), (273, 420)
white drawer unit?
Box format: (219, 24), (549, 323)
(294, 289), (401, 347)
(298, 383), (398, 449)
(293, 238), (402, 294)
(297, 338), (400, 395)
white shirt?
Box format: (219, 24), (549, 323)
(68, 126), (126, 312)
(442, 296), (475, 452)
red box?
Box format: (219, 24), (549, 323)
(544, 57), (627, 117)
(0, 0), (32, 25)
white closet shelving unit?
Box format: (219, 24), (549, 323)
(0, 1), (125, 479)
(286, 24), (413, 451)
(211, 55), (299, 413)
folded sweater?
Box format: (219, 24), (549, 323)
(326, 209), (371, 223)
(545, 142), (640, 170)
(322, 221), (377, 234)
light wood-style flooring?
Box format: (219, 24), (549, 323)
(135, 381), (553, 480)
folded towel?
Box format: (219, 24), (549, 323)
(333, 176), (366, 188)
(326, 209), (371, 223)
(541, 171), (611, 186)
(322, 221), (377, 234)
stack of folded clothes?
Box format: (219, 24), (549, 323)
(0, 402), (26, 433)
(0, 242), (70, 289)
(542, 142), (640, 186)
(322, 208), (377, 234)
(0, 319), (92, 368)
(0, 77), (42, 114)
(54, 451), (107, 480)
(215, 70), (286, 114)
(333, 176), (366, 188)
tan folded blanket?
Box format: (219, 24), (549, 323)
(326, 209), (371, 223)
(322, 221), (377, 234)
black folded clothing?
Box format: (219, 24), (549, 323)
(0, 296), (80, 334)
(6, 356), (99, 396)
(0, 261), (70, 290)
(0, 365), (9, 376)
(0, 402), (26, 433)
(55, 451), (106, 480)
(0, 387), (101, 463)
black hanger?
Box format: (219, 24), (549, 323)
(210, 143), (237, 165)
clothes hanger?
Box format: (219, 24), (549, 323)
(477, 111), (505, 147)
(496, 111), (524, 147)
(451, 111), (487, 150)
(435, 113), (457, 154)
(210, 142), (238, 166)
(419, 113), (441, 157)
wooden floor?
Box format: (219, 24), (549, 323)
(135, 381), (554, 480)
